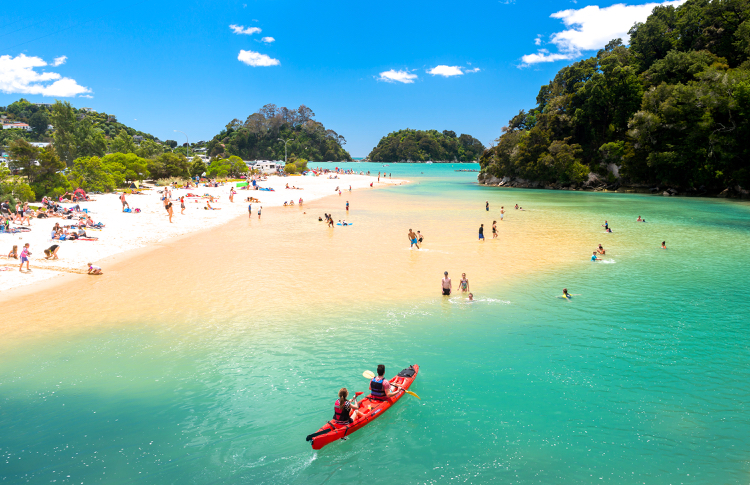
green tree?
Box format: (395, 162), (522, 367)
(189, 157), (207, 178)
(135, 139), (163, 159)
(69, 157), (117, 192)
(110, 129), (137, 154)
(75, 119), (107, 158)
(147, 153), (189, 179)
(29, 111), (49, 135)
(50, 100), (78, 165)
(7, 139), (38, 180)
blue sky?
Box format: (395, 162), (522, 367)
(0, 0), (682, 156)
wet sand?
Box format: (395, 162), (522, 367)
(0, 185), (596, 347)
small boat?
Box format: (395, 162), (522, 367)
(426, 161), (433, 164)
(305, 365), (419, 450)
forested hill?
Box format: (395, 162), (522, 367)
(206, 104), (352, 162)
(0, 98), (157, 148)
(480, 0), (750, 194)
(367, 129), (485, 162)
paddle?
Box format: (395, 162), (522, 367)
(363, 370), (421, 400)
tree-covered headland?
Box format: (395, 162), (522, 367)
(367, 129), (485, 162)
(206, 104), (352, 162)
(480, 0), (750, 196)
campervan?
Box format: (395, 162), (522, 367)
(255, 161), (280, 174)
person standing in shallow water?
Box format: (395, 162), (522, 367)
(486, 201), (489, 211)
(478, 224), (485, 241)
(492, 221), (497, 239)
(408, 228), (419, 249)
(442, 271), (452, 296)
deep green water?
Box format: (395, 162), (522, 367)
(3, 163), (750, 484)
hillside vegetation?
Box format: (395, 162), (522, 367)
(480, 0), (750, 193)
(206, 104), (352, 162)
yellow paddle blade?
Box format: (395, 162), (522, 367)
(363, 370), (375, 379)
(402, 389), (421, 400)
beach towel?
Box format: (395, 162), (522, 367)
(123, 208), (132, 213)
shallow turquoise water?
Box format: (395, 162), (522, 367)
(3, 163), (750, 484)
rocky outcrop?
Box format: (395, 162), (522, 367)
(477, 172), (749, 198)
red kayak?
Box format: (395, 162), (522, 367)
(306, 364), (419, 450)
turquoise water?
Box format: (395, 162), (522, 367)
(3, 163), (750, 484)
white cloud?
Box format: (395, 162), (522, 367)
(52, 56), (67, 66)
(238, 49), (280, 66)
(426, 65), (481, 77)
(80, 94), (93, 98)
(534, 35), (543, 46)
(230, 24), (261, 35)
(377, 69), (418, 84)
(260, 36), (275, 44)
(427, 65), (464, 77)
(0, 54), (91, 97)
(521, 0), (687, 65)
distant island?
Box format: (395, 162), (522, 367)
(479, 0), (750, 198)
(367, 129), (484, 163)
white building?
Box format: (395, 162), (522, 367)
(2, 123), (31, 131)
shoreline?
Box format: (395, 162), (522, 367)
(477, 175), (750, 199)
(0, 173), (409, 294)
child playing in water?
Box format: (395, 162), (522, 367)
(460, 273), (470, 293)
(662, 241), (667, 249)
(591, 251), (600, 261)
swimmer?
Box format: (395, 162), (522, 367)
(597, 244), (605, 255)
(514, 204), (518, 210)
(417, 231), (424, 244)
(591, 251), (600, 262)
(492, 221), (497, 239)
(468, 293), (474, 301)
(562, 288), (571, 299)
(606, 227), (612, 233)
(636, 216), (642, 221)
(408, 228), (420, 249)
(661, 241), (666, 249)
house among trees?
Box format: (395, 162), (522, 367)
(133, 135), (144, 143)
(2, 122), (31, 131)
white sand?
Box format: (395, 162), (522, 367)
(0, 173), (407, 292)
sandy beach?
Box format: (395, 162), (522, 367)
(0, 172), (407, 292)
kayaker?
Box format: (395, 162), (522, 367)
(333, 388), (362, 424)
(370, 365), (399, 400)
